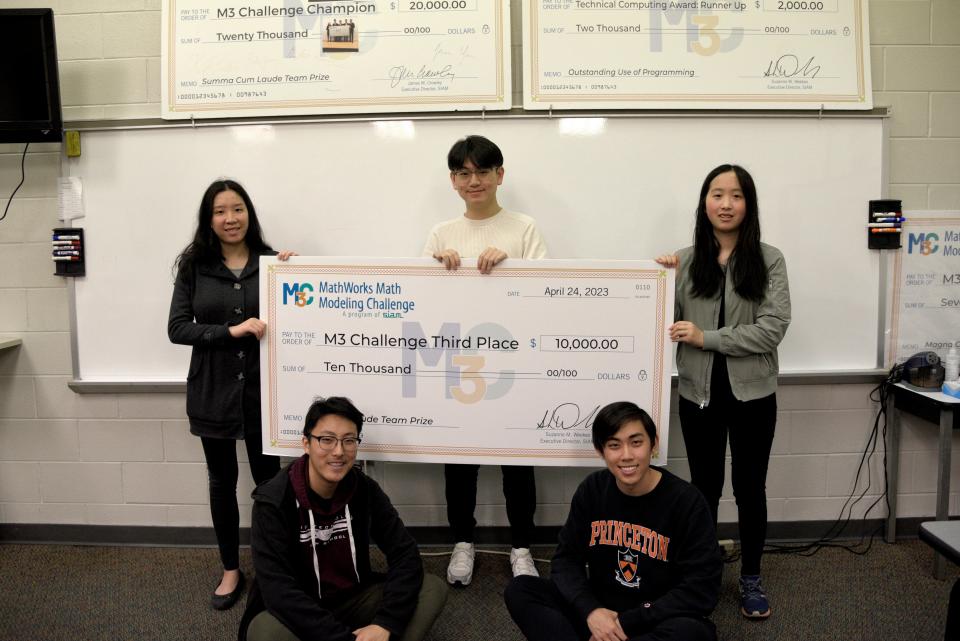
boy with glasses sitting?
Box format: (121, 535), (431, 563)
(422, 134), (548, 586)
(239, 397), (446, 641)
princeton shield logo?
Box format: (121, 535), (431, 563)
(615, 548), (640, 588)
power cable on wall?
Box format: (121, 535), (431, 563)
(0, 143), (30, 223)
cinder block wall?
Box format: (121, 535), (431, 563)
(1, 0), (958, 533)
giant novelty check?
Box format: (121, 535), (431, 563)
(523, 0), (872, 110)
(260, 258), (674, 466)
(886, 213), (960, 367)
(162, 0), (511, 118)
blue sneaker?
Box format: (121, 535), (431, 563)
(739, 575), (771, 619)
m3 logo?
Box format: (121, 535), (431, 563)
(907, 233), (939, 256)
(282, 282), (314, 307)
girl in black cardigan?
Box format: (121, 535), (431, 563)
(168, 179), (294, 610)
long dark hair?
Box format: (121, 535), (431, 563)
(173, 179), (273, 276)
(689, 164), (767, 301)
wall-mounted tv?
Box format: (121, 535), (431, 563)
(0, 8), (63, 143)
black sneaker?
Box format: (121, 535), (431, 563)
(739, 574), (770, 619)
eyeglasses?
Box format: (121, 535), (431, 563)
(307, 434), (362, 452)
(452, 167), (499, 182)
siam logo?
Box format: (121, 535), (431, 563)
(907, 232), (939, 256)
(616, 548), (640, 588)
(282, 282), (314, 307)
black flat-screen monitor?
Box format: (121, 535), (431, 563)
(0, 8), (63, 143)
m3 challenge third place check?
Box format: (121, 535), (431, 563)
(260, 258), (675, 466)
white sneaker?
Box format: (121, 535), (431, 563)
(510, 547), (539, 578)
(447, 542), (475, 586)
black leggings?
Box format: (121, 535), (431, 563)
(678, 392), (777, 576)
(200, 436), (279, 570)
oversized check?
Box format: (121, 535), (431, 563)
(886, 213), (960, 367)
(162, 0), (511, 118)
(260, 258), (675, 466)
(523, 0), (872, 110)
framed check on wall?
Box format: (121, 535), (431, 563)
(522, 0), (872, 110)
(162, 0), (511, 118)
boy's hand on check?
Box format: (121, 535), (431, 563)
(477, 247), (507, 274)
(433, 249), (462, 270)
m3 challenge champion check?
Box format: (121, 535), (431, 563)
(162, 0), (511, 118)
(260, 258), (675, 466)
(523, 0), (871, 110)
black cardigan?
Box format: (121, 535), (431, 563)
(167, 250), (274, 439)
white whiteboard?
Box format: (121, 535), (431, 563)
(67, 115), (884, 381)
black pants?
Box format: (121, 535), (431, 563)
(504, 576), (716, 641)
(678, 392), (777, 576)
(445, 463), (536, 548)
(200, 435), (279, 571)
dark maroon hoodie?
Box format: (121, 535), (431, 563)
(239, 456), (424, 641)
(288, 454), (363, 599)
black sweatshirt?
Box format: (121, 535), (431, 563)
(551, 467), (722, 636)
(238, 458), (423, 641)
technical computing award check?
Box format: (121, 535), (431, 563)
(260, 258), (674, 466)
(523, 0), (871, 110)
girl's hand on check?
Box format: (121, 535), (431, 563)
(230, 317), (267, 340)
(654, 254), (679, 269)
(668, 321), (704, 348)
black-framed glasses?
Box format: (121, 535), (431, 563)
(307, 434), (362, 452)
(452, 167), (499, 182)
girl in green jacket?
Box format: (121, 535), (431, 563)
(657, 164), (791, 621)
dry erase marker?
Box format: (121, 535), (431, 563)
(872, 217), (906, 223)
(52, 256), (80, 261)
(870, 227), (901, 234)
(53, 234), (81, 240)
(867, 222), (901, 228)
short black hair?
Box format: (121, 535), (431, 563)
(303, 396), (365, 437)
(591, 401), (657, 451)
(447, 135), (504, 171)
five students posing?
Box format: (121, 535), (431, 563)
(171, 137), (789, 639)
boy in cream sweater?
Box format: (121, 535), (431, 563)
(422, 135), (548, 586)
